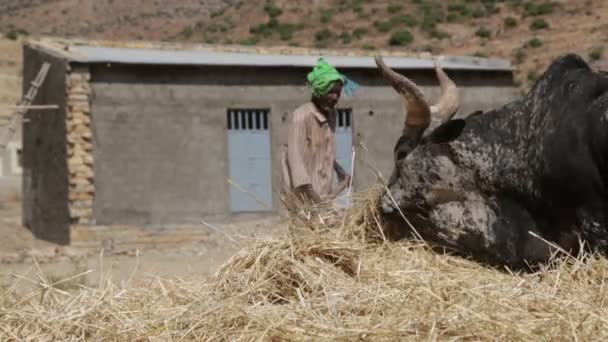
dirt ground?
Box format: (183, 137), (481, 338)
(0, 177), (289, 296)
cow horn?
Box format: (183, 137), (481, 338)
(429, 57), (460, 122)
(374, 55), (431, 130)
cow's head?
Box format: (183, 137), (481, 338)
(374, 56), (462, 164)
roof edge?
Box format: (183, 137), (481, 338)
(24, 36), (513, 72)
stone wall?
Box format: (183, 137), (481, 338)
(65, 65), (94, 226)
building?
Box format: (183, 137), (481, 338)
(21, 38), (517, 245)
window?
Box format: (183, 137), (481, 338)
(336, 108), (352, 129)
(227, 109), (269, 131)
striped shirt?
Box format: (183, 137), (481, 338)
(282, 102), (341, 199)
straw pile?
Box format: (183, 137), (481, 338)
(2, 190), (608, 341)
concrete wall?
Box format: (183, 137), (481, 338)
(21, 45), (70, 244)
(87, 63), (516, 226)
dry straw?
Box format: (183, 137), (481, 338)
(2, 188), (608, 341)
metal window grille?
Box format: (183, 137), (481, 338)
(336, 108), (352, 129)
(227, 109), (269, 130)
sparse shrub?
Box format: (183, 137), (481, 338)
(210, 8), (225, 18)
(263, 3), (282, 18)
(389, 30), (414, 46)
(429, 29), (450, 40)
(5, 31), (18, 40)
(353, 5), (364, 13)
(390, 14), (418, 27)
(277, 23), (297, 41)
(527, 70), (538, 82)
(180, 26), (194, 38)
(504, 16), (517, 28)
(525, 37), (543, 48)
(420, 3), (445, 32)
(447, 3), (467, 12)
(513, 48), (527, 64)
(475, 27), (491, 38)
(473, 51), (488, 58)
(352, 27), (369, 39)
(362, 44), (375, 50)
(523, 2), (555, 17)
(315, 28), (332, 42)
(472, 8), (486, 18)
(530, 18), (549, 30)
(339, 32), (352, 44)
(484, 3), (500, 15)
(240, 36), (260, 45)
(387, 3), (403, 13)
(357, 11), (370, 19)
(447, 13), (460, 22)
(320, 9), (334, 23)
(374, 20), (394, 33)
(250, 22), (273, 37)
(589, 47), (604, 61)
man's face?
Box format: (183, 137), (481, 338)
(317, 82), (343, 111)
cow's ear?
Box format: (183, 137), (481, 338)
(427, 119), (465, 144)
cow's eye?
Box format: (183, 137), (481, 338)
(566, 81), (576, 92)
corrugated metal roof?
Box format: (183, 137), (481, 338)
(64, 45), (512, 71)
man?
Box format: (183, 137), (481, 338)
(281, 58), (356, 212)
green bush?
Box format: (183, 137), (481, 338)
(504, 16), (517, 28)
(240, 36), (260, 45)
(523, 2), (555, 16)
(387, 3), (403, 13)
(320, 9), (334, 23)
(472, 8), (486, 18)
(390, 14), (418, 27)
(530, 18), (549, 30)
(389, 30), (414, 46)
(352, 27), (369, 39)
(447, 3), (467, 12)
(362, 44), (376, 50)
(589, 47), (604, 61)
(277, 23), (296, 41)
(210, 9), (225, 18)
(5, 28), (28, 40)
(263, 4), (282, 18)
(419, 3), (445, 31)
(475, 27), (491, 38)
(525, 37), (543, 48)
(484, 3), (500, 15)
(249, 22), (273, 37)
(430, 29), (450, 40)
(180, 26), (194, 38)
(315, 28), (332, 42)
(527, 70), (538, 82)
(339, 32), (352, 44)
(374, 20), (394, 33)
(513, 48), (527, 64)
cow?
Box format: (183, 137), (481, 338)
(375, 53), (608, 268)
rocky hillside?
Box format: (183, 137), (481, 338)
(1, 0), (607, 92)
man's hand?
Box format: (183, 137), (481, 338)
(331, 173), (351, 199)
(294, 184), (323, 205)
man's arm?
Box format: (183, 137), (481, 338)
(329, 160), (351, 198)
(334, 160), (350, 182)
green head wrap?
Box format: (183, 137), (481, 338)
(307, 58), (346, 97)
